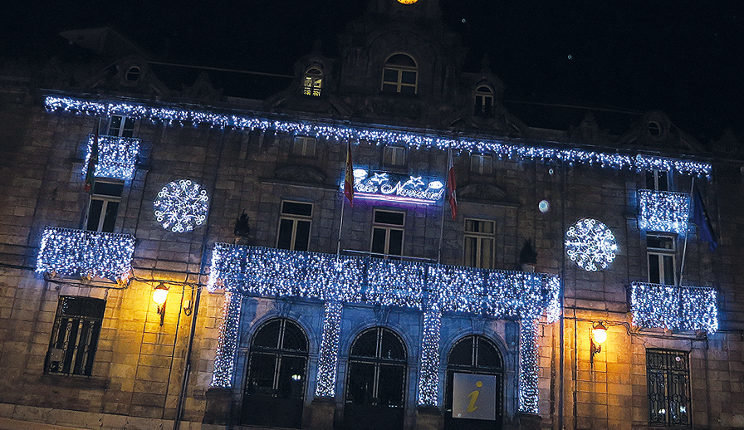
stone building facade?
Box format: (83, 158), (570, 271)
(0, 0), (742, 429)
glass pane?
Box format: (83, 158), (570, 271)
(86, 200), (103, 231)
(401, 71), (416, 84)
(294, 221), (310, 251)
(282, 202), (312, 216)
(108, 116), (122, 136)
(658, 172), (668, 191)
(282, 321), (307, 352)
(663, 255), (675, 285)
(646, 172), (656, 189)
(388, 229), (403, 256)
(464, 237), (476, 267)
(253, 320), (281, 349)
(480, 238), (493, 268)
(73, 320), (92, 374)
(347, 362), (375, 405)
(387, 54), (416, 67)
(371, 228), (386, 255)
(380, 329), (405, 360)
(277, 219), (294, 250)
(477, 338), (501, 369)
(61, 296), (105, 318)
(382, 83), (398, 93)
(247, 353), (277, 394)
(122, 117), (135, 138)
(449, 337), (473, 366)
(351, 330), (378, 358)
(93, 182), (124, 196)
(378, 364), (405, 407)
(101, 201), (119, 233)
(400, 85), (416, 95)
(648, 254), (660, 283)
(375, 211), (405, 226)
(278, 356), (306, 399)
(383, 69), (398, 83)
(647, 235), (674, 250)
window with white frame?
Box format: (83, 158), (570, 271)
(464, 218), (495, 268)
(46, 296), (105, 376)
(474, 85), (494, 117)
(646, 169), (671, 191)
(647, 234), (676, 285)
(303, 67), (323, 97)
(86, 180), (123, 233)
(292, 136), (317, 158)
(106, 115), (135, 138)
(277, 201), (312, 252)
(383, 145), (407, 167)
(371, 209), (405, 257)
(470, 153), (493, 175)
(381, 53), (418, 95)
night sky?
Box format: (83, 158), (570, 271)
(3, 0), (743, 142)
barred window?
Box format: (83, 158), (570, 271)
(46, 296), (105, 376)
(646, 349), (691, 427)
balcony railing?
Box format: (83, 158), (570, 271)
(208, 244), (561, 321)
(637, 189), (691, 235)
(630, 282), (718, 333)
(36, 227), (135, 282)
(82, 134), (140, 180)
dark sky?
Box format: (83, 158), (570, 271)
(4, 0), (743, 141)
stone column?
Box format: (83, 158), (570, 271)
(210, 291), (242, 388)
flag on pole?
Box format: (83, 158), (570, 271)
(84, 119), (100, 193)
(344, 141), (354, 207)
(447, 150), (457, 219)
(693, 190), (718, 251)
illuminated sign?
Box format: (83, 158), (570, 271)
(452, 373), (498, 420)
(342, 169), (445, 205)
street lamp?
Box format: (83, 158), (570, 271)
(153, 283), (169, 326)
(590, 322), (607, 367)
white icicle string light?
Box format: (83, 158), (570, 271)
(565, 218), (618, 271)
(417, 308), (442, 406)
(211, 292), (242, 388)
(518, 319), (540, 414)
(630, 282), (718, 333)
(315, 301), (343, 397)
(36, 227), (135, 282)
(82, 134), (140, 180)
(46, 96), (713, 179)
(637, 189), (691, 235)
(153, 179), (210, 233)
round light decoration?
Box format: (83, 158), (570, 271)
(154, 180), (209, 233)
(565, 218), (618, 271)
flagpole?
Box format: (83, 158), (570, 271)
(678, 176), (695, 286)
(437, 149), (450, 264)
(336, 196), (345, 258)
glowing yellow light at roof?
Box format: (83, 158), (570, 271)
(397, 0), (418, 4)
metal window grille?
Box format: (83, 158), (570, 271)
(646, 349), (691, 427)
(46, 296), (105, 376)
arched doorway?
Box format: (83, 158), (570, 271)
(445, 335), (504, 430)
(344, 326), (407, 430)
(241, 318), (308, 428)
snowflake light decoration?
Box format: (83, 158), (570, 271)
(565, 218), (618, 271)
(153, 180), (209, 232)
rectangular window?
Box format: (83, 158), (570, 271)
(276, 201), (313, 251)
(106, 115), (135, 138)
(46, 296), (105, 376)
(383, 145), (407, 168)
(464, 219), (495, 268)
(646, 349), (691, 427)
(292, 136), (317, 158)
(86, 180), (124, 233)
(647, 234), (676, 285)
(646, 170), (670, 191)
(470, 153), (493, 175)
(371, 209), (405, 258)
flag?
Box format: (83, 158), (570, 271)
(344, 141), (354, 207)
(693, 190), (717, 251)
(84, 119), (100, 192)
(447, 150), (457, 219)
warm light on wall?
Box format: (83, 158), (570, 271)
(153, 283), (169, 325)
(397, 0), (418, 4)
(590, 322), (607, 367)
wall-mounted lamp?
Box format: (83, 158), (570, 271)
(153, 283), (169, 326)
(590, 322), (608, 367)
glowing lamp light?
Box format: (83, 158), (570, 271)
(153, 283), (169, 325)
(397, 0), (418, 3)
(592, 322), (608, 345)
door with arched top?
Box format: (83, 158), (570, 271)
(241, 318), (308, 428)
(344, 327), (407, 430)
(444, 335), (504, 430)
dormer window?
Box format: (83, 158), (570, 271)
(382, 54), (417, 95)
(125, 66), (141, 82)
(303, 67), (323, 97)
(474, 85), (494, 117)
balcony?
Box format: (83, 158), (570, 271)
(83, 134), (141, 180)
(208, 245), (561, 321)
(630, 282), (718, 333)
(637, 189), (691, 235)
(36, 227), (136, 282)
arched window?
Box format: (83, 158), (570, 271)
(445, 335), (503, 430)
(382, 53), (418, 95)
(303, 67), (323, 97)
(242, 318), (308, 428)
(345, 327), (407, 430)
(474, 85), (494, 117)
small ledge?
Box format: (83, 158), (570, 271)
(39, 373), (109, 389)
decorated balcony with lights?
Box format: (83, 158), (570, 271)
(629, 282), (718, 334)
(83, 134), (141, 181)
(35, 227), (135, 282)
(637, 189), (691, 235)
